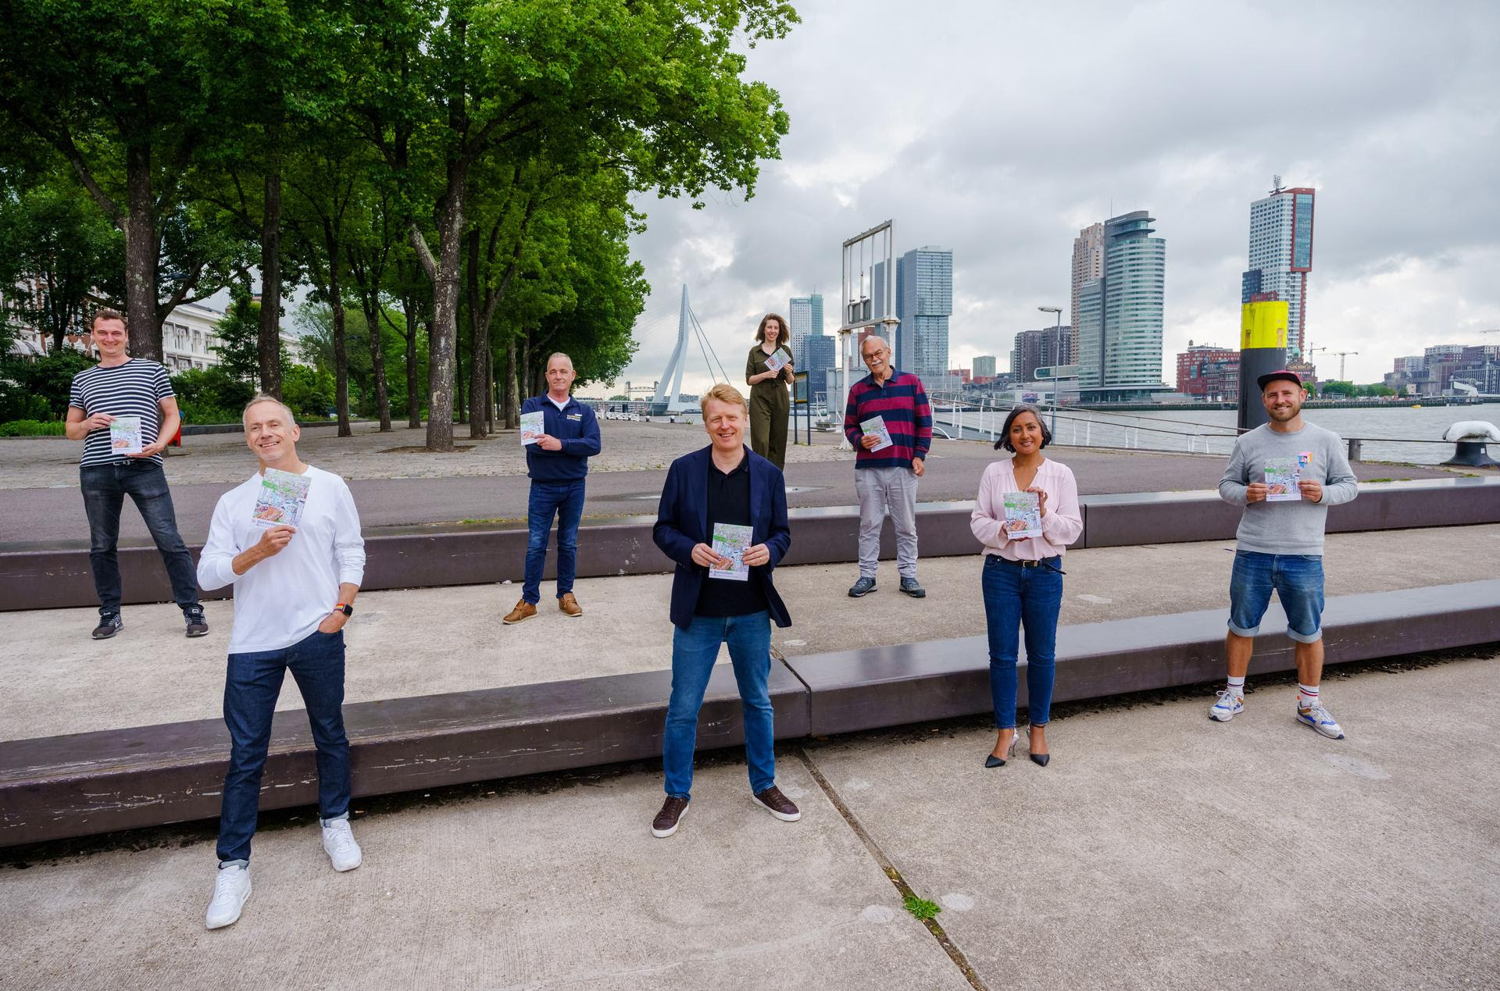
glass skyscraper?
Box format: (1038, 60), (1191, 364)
(1244, 184), (1315, 358)
(1075, 211), (1167, 402)
(894, 246), (952, 381)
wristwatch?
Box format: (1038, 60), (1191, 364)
(333, 602), (353, 617)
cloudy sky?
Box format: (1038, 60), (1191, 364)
(594, 0), (1500, 397)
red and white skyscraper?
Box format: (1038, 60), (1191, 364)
(1243, 180), (1316, 357)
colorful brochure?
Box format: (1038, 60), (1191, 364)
(764, 347), (790, 374)
(860, 415), (894, 452)
(519, 410), (545, 446)
(1002, 491), (1043, 539)
(252, 468), (312, 528)
(708, 523), (753, 581)
(1263, 457), (1302, 501)
(109, 415), (143, 455)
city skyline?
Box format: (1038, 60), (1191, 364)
(601, 0), (1500, 398)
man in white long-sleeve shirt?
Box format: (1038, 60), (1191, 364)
(1210, 370), (1358, 739)
(197, 395), (367, 930)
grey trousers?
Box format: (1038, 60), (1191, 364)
(855, 467), (919, 579)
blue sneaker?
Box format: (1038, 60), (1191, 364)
(1208, 689), (1244, 722)
(1296, 702), (1344, 740)
(848, 576), (877, 598)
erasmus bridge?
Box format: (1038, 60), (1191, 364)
(647, 284), (730, 415)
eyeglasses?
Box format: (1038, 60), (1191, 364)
(861, 350), (888, 363)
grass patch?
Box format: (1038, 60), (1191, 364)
(903, 894), (942, 920)
(0, 419), (67, 437)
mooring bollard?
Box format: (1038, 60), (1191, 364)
(1347, 438), (1362, 462)
(1440, 421), (1500, 469)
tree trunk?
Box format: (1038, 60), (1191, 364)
(258, 154), (284, 397)
(504, 332), (519, 429)
(367, 290), (392, 431)
(123, 143), (160, 362)
(466, 228), (486, 439)
(415, 160), (466, 452)
(485, 340), (495, 434)
(324, 225), (350, 438)
(403, 295), (420, 428)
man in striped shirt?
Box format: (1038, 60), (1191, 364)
(842, 335), (932, 598)
(65, 309), (206, 640)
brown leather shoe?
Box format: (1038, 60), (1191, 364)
(502, 599), (537, 625)
(651, 796), (690, 838)
(558, 592), (582, 617)
(752, 786), (801, 822)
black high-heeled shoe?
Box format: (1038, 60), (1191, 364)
(984, 729), (1022, 768)
(1028, 726), (1050, 767)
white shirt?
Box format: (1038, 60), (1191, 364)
(198, 465), (366, 653)
(548, 394), (570, 411)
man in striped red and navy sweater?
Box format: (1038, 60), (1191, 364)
(842, 335), (933, 599)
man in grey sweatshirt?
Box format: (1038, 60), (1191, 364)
(1209, 370), (1359, 738)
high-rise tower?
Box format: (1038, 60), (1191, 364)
(1070, 222), (1104, 365)
(1075, 211), (1167, 402)
(1243, 180), (1315, 357)
(895, 246), (952, 380)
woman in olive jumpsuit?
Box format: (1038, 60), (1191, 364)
(746, 313), (794, 469)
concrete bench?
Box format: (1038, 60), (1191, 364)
(4, 477), (1498, 611)
(3, 580), (1495, 848)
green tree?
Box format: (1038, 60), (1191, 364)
(1319, 380), (1356, 397)
(0, 348), (93, 420)
(282, 363), (336, 421)
(171, 366), (256, 425)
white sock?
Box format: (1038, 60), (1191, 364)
(1226, 675), (1246, 697)
(1298, 683), (1319, 708)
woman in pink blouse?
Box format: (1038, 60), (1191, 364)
(969, 405), (1083, 768)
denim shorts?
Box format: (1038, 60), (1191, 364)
(1228, 550), (1325, 643)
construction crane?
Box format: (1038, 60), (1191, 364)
(1306, 346), (1358, 381)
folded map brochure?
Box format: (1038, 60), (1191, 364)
(860, 415), (894, 452)
(1002, 490), (1043, 539)
(709, 523), (753, 581)
(109, 415), (143, 455)
(519, 410), (545, 446)
(1264, 454), (1312, 502)
(252, 468), (312, 528)
(763, 347), (790, 373)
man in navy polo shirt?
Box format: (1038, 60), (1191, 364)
(842, 335), (933, 599)
(504, 353), (602, 624)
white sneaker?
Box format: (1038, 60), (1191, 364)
(205, 865), (251, 930)
(1209, 689), (1245, 722)
(1296, 702), (1345, 740)
(321, 818), (363, 872)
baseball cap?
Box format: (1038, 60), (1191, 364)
(1256, 369), (1303, 391)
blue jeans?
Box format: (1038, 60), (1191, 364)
(217, 630), (350, 864)
(1228, 550), (1325, 643)
(79, 462), (199, 615)
(522, 480), (586, 604)
(981, 555), (1063, 728)
(663, 611), (776, 799)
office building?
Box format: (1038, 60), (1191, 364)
(894, 246), (952, 381)
(1070, 222), (1104, 365)
(803, 333), (837, 403)
(1243, 181), (1316, 357)
(1176, 342), (1239, 400)
(788, 293), (824, 367)
(1074, 211), (1167, 402)
(972, 355), (997, 380)
(1011, 326), (1073, 383)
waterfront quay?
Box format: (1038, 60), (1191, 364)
(2, 429), (1496, 990)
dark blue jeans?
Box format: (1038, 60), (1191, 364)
(79, 461), (199, 615)
(522, 479), (586, 604)
(663, 611), (775, 799)
(217, 629), (350, 864)
(982, 555), (1064, 728)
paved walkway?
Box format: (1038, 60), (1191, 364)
(0, 422), (1458, 548)
(5, 523), (1498, 741)
(3, 653), (1494, 990)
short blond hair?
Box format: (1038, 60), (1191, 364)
(699, 383), (748, 415)
(242, 394), (298, 427)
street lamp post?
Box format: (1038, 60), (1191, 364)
(1038, 305), (1063, 436)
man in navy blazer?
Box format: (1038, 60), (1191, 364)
(649, 383), (798, 838)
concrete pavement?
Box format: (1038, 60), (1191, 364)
(2, 652), (1494, 990)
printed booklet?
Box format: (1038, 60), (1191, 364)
(763, 347), (790, 374)
(519, 410), (546, 445)
(1002, 490), (1043, 539)
(1263, 457), (1302, 501)
(252, 468), (312, 528)
(860, 415), (894, 452)
(709, 523), (753, 581)
(109, 415), (143, 455)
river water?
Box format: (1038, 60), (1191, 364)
(935, 401), (1500, 465)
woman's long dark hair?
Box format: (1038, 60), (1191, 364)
(755, 313), (787, 344)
